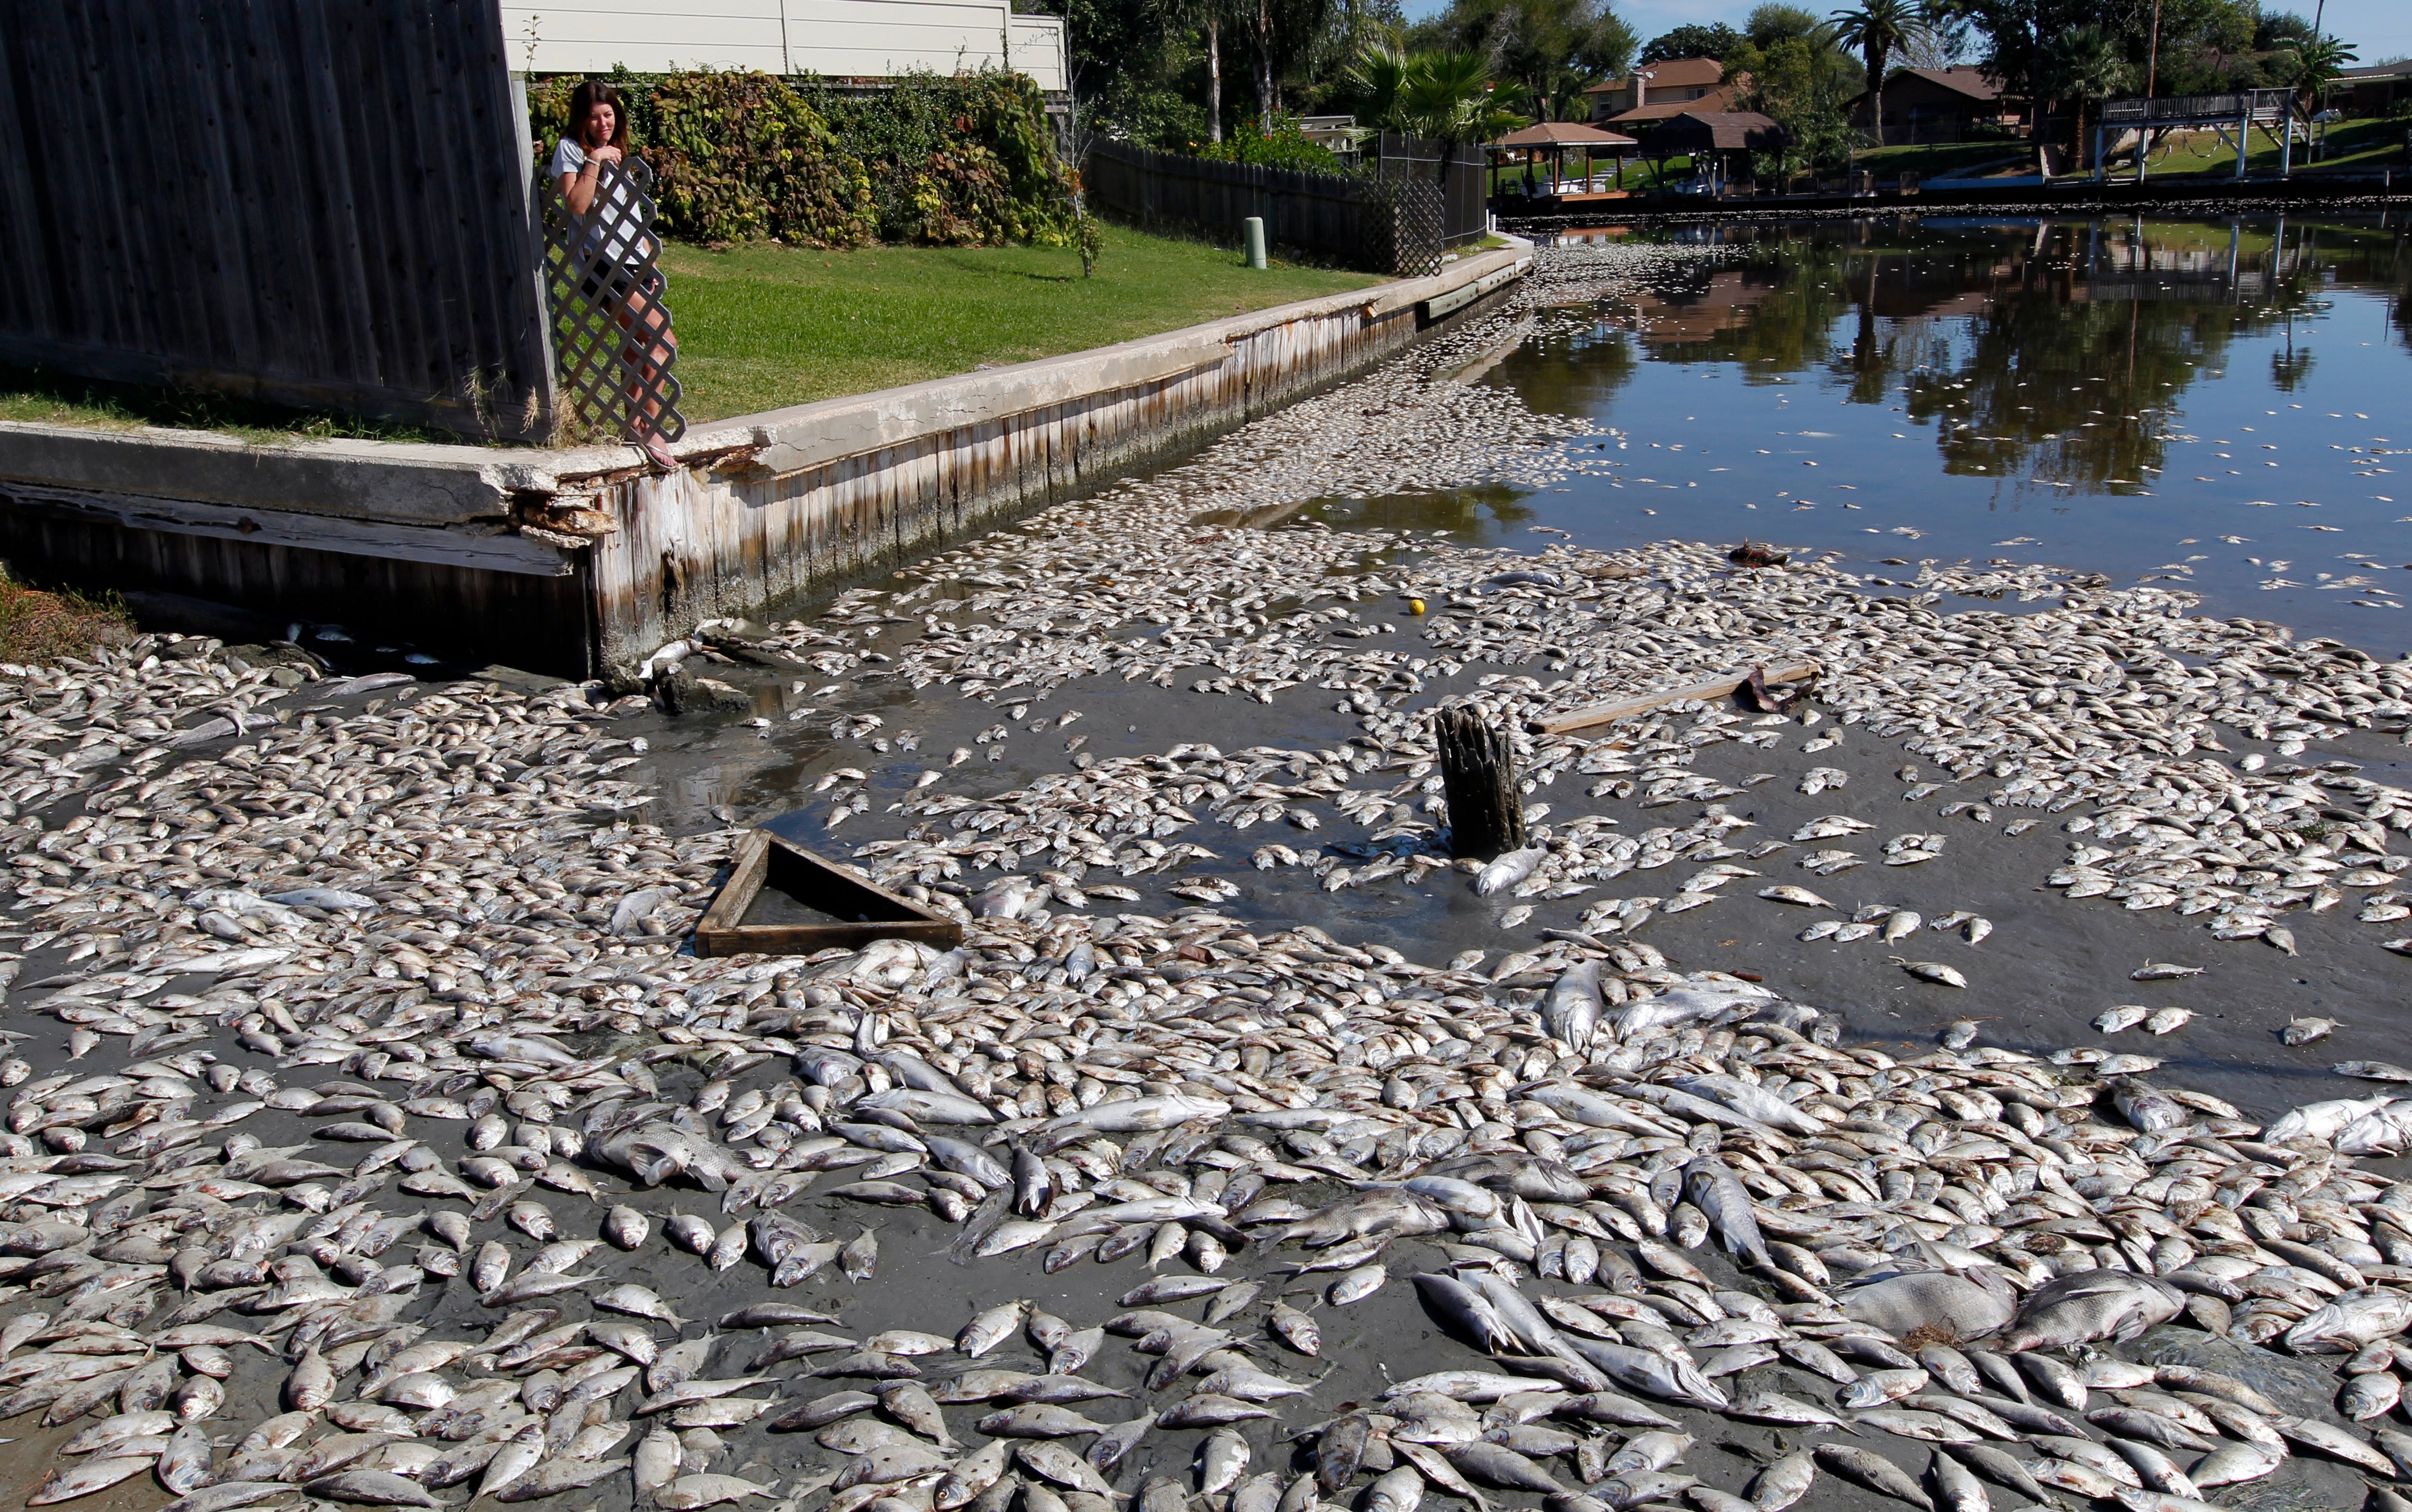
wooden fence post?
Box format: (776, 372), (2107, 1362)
(1434, 705), (1528, 859)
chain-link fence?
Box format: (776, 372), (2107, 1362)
(1086, 137), (1482, 279)
(542, 158), (686, 446)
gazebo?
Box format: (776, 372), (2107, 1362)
(1640, 110), (1788, 193)
(1486, 120), (1640, 197)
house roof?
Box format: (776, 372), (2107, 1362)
(1585, 56), (1725, 95)
(1488, 121), (1639, 148)
(1645, 110), (1789, 152)
(1606, 91), (1742, 123)
(2338, 60), (2412, 81)
(1893, 66), (2004, 101)
(1844, 64), (2009, 111)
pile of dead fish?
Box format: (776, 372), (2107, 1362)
(4, 235), (2412, 1512)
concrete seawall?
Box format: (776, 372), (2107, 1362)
(0, 246), (1528, 678)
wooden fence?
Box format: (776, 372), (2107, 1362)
(0, 0), (554, 443)
(1086, 136), (1487, 275)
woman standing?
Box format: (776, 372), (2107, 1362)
(550, 80), (680, 470)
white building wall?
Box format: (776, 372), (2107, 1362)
(501, 1), (1066, 91)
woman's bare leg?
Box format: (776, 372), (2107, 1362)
(617, 285), (679, 436)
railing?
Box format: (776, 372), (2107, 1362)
(2102, 89), (2294, 125)
(541, 158), (686, 446)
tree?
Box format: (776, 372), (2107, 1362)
(2045, 24), (2132, 165)
(1639, 22), (1744, 64)
(1241, 0), (1341, 118)
(1358, 46), (1527, 195)
(1343, 35), (1416, 131)
(1732, 32), (1865, 172)
(1424, 0), (1638, 120)
(2278, 32), (2358, 109)
(2253, 9), (2315, 49)
(1747, 4), (1827, 44)
(1828, 0), (1932, 145)
(1160, 0), (1238, 139)
(1031, 0), (1208, 147)
(1938, 0), (2147, 136)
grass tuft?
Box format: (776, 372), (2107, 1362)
(0, 565), (137, 666)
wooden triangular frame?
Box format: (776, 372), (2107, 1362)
(694, 829), (964, 957)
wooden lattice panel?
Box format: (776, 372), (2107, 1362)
(542, 159), (686, 444)
(1364, 175), (1445, 279)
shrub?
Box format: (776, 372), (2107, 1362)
(529, 68), (1076, 249)
(808, 72), (1080, 244)
(1200, 115), (1348, 173)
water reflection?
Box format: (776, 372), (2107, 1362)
(1444, 213), (2412, 643)
(1541, 216), (2407, 499)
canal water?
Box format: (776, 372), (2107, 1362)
(1310, 210), (2412, 648)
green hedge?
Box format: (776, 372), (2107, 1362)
(1198, 115), (1347, 173)
(529, 69), (1079, 250)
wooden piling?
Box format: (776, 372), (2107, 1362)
(1435, 705), (1529, 860)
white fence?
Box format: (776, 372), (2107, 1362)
(500, 0), (1068, 92)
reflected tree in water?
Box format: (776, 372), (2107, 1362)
(1587, 216), (2401, 496)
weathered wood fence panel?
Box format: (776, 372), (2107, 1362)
(0, 0), (552, 442)
(1085, 137), (1487, 274)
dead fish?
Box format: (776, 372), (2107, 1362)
(1474, 848), (1546, 897)
(1890, 957), (1967, 988)
(1813, 1446), (1931, 1510)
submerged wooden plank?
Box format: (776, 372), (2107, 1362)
(694, 829), (964, 957)
(694, 829), (773, 943)
(1536, 660), (1823, 736)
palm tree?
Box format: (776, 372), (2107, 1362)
(2046, 26), (2132, 171)
(1400, 48), (1527, 199)
(1342, 36), (1414, 135)
(2279, 33), (2359, 113)
(1826, 0), (1931, 147)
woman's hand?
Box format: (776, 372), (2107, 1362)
(591, 145), (623, 167)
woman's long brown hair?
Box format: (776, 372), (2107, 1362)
(567, 79), (630, 151)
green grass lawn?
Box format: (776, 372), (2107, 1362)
(2102, 115), (2407, 178)
(1853, 117), (2407, 183)
(660, 222), (1382, 420)
(1853, 140), (2037, 180)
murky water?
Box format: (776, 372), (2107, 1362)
(607, 218), (2412, 1130)
(1312, 212), (2412, 646)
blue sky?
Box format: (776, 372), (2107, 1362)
(1398, 0), (2410, 64)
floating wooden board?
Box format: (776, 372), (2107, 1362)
(1534, 659), (1821, 736)
(694, 829), (963, 957)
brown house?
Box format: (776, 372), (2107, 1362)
(1845, 66), (2020, 144)
(2333, 60), (2412, 117)
(1586, 58), (1748, 127)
